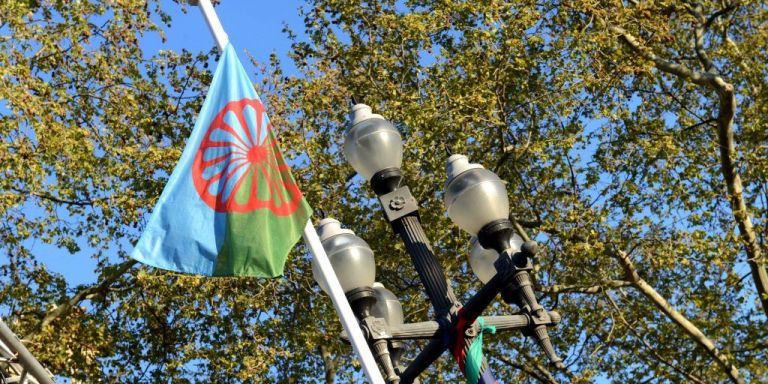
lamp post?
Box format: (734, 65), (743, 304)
(343, 104), (474, 383)
(342, 104), (458, 319)
(315, 104), (563, 383)
(446, 155), (564, 368)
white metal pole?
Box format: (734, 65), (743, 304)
(191, 2), (385, 382)
(196, 0), (229, 49)
(302, 221), (386, 384)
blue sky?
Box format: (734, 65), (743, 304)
(146, 1), (305, 65)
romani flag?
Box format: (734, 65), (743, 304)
(131, 43), (311, 277)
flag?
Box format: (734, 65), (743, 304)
(131, 43), (311, 277)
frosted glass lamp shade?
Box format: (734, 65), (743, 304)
(444, 155), (510, 235)
(312, 218), (376, 294)
(343, 104), (403, 180)
(468, 235), (523, 284)
(370, 282), (404, 327)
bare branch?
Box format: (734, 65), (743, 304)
(495, 354), (559, 384)
(603, 292), (707, 384)
(539, 280), (632, 294)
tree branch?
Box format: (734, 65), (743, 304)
(608, 25), (718, 88)
(680, 117), (716, 132)
(689, 4), (715, 72)
(538, 280), (632, 294)
(610, 21), (768, 321)
(704, 2), (740, 31)
(603, 291), (707, 384)
(510, 217), (532, 242)
(10, 187), (98, 207)
(495, 354), (558, 384)
(610, 249), (743, 384)
(25, 260), (137, 339)
(319, 345), (337, 384)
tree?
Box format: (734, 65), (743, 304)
(1, 0), (767, 383)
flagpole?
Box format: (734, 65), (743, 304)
(195, 0), (228, 49)
(192, 2), (385, 382)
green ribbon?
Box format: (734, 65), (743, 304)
(466, 317), (496, 384)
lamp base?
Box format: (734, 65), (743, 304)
(346, 286), (377, 319)
(371, 167), (403, 195)
(478, 219), (516, 253)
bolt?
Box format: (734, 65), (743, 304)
(389, 195), (406, 210)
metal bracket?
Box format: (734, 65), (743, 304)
(339, 317), (392, 343)
(378, 186), (419, 222)
(362, 317), (392, 340)
(339, 313), (557, 342)
(529, 310), (552, 326)
(494, 250), (533, 276)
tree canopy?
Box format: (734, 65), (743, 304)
(1, 0), (767, 383)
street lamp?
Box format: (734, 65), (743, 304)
(311, 218), (400, 383)
(343, 103), (456, 318)
(444, 155), (564, 369)
(342, 104), (493, 382)
(344, 104), (472, 383)
(343, 104), (404, 194)
(311, 218), (377, 313)
(444, 154), (510, 237)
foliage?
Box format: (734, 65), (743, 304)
(1, 0), (767, 383)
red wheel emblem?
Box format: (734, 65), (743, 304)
(192, 98), (303, 215)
